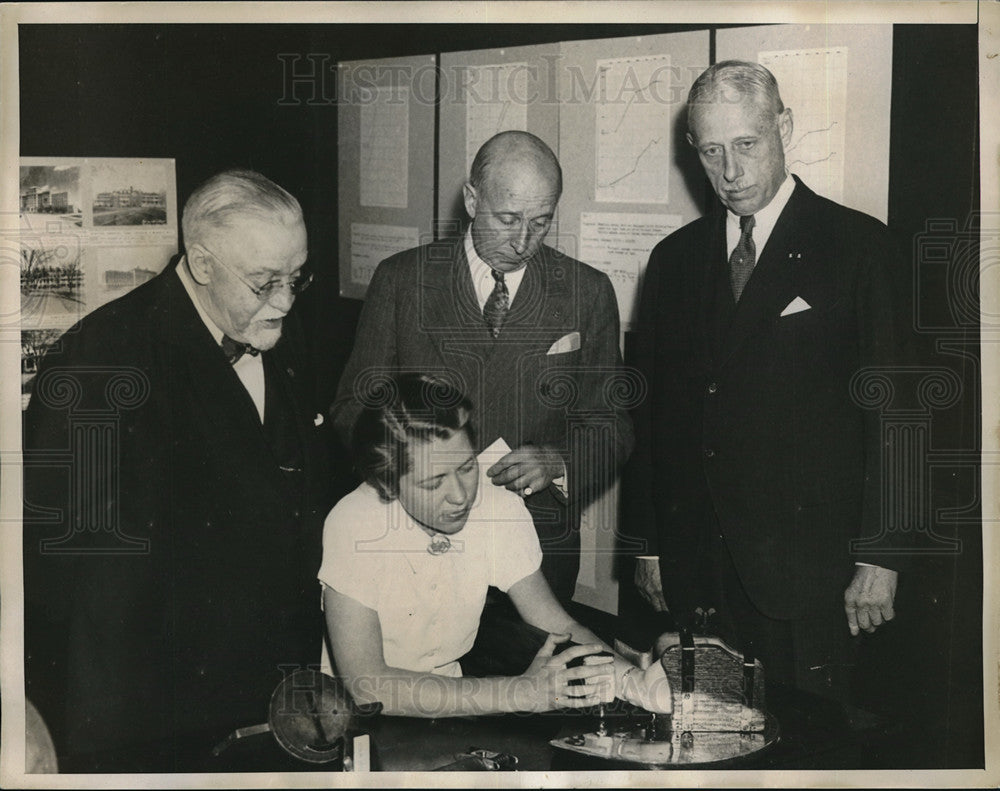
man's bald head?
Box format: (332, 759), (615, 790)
(468, 131), (563, 198)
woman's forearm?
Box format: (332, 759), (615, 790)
(345, 667), (545, 718)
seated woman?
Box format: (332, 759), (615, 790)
(320, 373), (670, 717)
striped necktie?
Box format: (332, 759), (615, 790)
(483, 269), (509, 338)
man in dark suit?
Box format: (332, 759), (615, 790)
(23, 170), (332, 768)
(627, 62), (909, 701)
(331, 131), (633, 605)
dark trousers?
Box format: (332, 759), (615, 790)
(707, 522), (858, 705)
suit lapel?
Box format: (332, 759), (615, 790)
(413, 243), (575, 444)
(418, 242), (493, 400)
(481, 254), (553, 413)
(717, 183), (809, 367)
(154, 268), (283, 482)
(479, 248), (578, 437)
(701, 211), (729, 366)
(266, 331), (308, 457)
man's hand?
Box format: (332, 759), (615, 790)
(486, 445), (565, 495)
(844, 565), (898, 636)
(619, 659), (673, 714)
(634, 557), (669, 612)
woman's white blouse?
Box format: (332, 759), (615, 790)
(318, 469), (542, 677)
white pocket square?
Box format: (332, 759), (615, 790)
(780, 297), (812, 317)
(547, 331), (580, 354)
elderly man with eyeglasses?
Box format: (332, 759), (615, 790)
(23, 169), (334, 770)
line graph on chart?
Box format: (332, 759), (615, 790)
(760, 47), (848, 204)
(465, 63), (529, 172)
(594, 54), (672, 204)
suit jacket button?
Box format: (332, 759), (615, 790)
(707, 382), (718, 394)
(704, 448), (715, 458)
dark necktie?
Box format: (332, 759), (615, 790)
(221, 334), (260, 365)
(729, 214), (756, 302)
(483, 269), (509, 339)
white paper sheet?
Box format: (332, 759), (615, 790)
(349, 222), (420, 288)
(594, 54), (673, 204)
(360, 86), (410, 208)
(578, 211), (683, 327)
(464, 63), (529, 172)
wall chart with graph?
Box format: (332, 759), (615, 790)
(717, 24), (892, 223)
(438, 44), (561, 238)
(337, 54), (436, 299)
(557, 30), (709, 331)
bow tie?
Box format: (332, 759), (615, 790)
(221, 334), (260, 364)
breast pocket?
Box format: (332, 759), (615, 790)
(776, 295), (845, 327)
(774, 297), (854, 361)
(529, 347), (584, 412)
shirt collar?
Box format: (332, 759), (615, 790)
(176, 257), (226, 345)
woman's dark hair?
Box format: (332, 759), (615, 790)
(351, 373), (475, 501)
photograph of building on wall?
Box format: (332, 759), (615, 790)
(17, 158), (178, 407)
(19, 165), (82, 228)
(19, 235), (84, 331)
(20, 329), (65, 410)
(91, 160), (169, 226)
(85, 242), (173, 313)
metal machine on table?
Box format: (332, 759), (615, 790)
(550, 631), (780, 767)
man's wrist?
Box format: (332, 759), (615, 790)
(617, 665), (637, 701)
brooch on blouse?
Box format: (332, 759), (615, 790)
(427, 533), (452, 556)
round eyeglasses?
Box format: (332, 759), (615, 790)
(202, 243), (314, 302)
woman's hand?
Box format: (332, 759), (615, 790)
(619, 659), (673, 714)
(517, 633), (615, 713)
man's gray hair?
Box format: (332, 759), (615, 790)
(687, 60), (785, 128)
(468, 130), (563, 196)
(181, 169), (302, 247)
